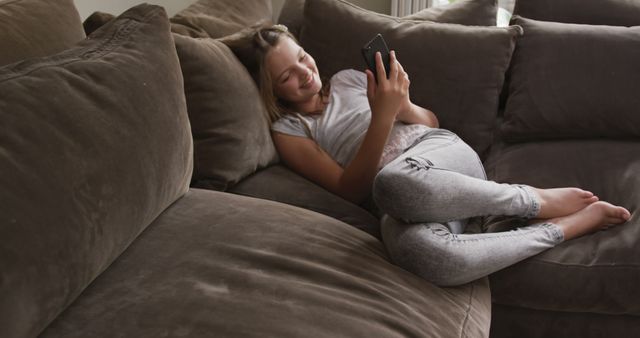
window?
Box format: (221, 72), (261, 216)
(408, 0), (517, 26)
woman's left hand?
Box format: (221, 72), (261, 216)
(396, 62), (412, 115)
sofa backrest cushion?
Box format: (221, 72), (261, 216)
(513, 0), (640, 26)
(403, 0), (498, 26)
(173, 35), (278, 191)
(279, 0), (498, 40)
(170, 0), (272, 38)
(0, 5), (192, 338)
(0, 0), (85, 67)
(300, 0), (521, 157)
(502, 16), (640, 141)
(83, 11), (116, 35)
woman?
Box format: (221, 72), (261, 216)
(227, 25), (631, 286)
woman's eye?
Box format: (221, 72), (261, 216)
(281, 75), (289, 83)
(300, 54), (306, 61)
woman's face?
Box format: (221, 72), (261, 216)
(265, 36), (322, 104)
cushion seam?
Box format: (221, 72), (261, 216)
(0, 6), (163, 84)
(0, 0), (22, 8)
(459, 282), (475, 338)
(527, 258), (640, 269)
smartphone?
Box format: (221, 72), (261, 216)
(361, 34), (391, 82)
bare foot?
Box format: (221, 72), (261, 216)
(533, 187), (599, 218)
(550, 201), (631, 241)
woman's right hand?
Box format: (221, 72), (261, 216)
(365, 50), (410, 123)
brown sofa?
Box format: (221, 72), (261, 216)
(0, 0), (637, 337)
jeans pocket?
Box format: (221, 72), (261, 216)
(405, 156), (434, 171)
(405, 155), (458, 173)
(427, 224), (453, 238)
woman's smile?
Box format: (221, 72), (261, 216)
(301, 72), (314, 89)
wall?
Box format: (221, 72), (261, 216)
(75, 0), (197, 19)
(74, 0), (391, 21)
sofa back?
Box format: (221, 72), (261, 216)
(0, 0), (85, 67)
(0, 3), (192, 337)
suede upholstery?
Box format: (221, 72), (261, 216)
(4, 0), (640, 337)
(404, 0), (498, 26)
(0, 4), (192, 338)
(82, 11), (115, 35)
(41, 189), (492, 338)
(0, 0), (85, 66)
(170, 0), (272, 38)
(514, 0), (640, 26)
(300, 0), (521, 158)
(502, 16), (640, 141)
(484, 3), (640, 334)
(173, 35), (278, 191)
(491, 303), (640, 338)
(276, 0), (306, 38)
(484, 140), (640, 315)
(278, 0), (498, 40)
(229, 164), (380, 238)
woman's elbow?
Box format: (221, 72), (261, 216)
(428, 110), (440, 128)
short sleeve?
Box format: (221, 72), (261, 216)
(330, 69), (367, 91)
(271, 114), (309, 138)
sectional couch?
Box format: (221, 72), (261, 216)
(0, 0), (638, 337)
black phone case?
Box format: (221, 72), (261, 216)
(361, 34), (391, 82)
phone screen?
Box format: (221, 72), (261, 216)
(361, 34), (391, 82)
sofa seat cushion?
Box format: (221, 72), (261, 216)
(491, 303), (640, 338)
(483, 140), (640, 315)
(0, 0), (85, 66)
(229, 164), (380, 238)
(41, 189), (491, 338)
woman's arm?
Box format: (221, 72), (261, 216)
(272, 51), (408, 205)
(397, 102), (439, 128)
(272, 115), (392, 205)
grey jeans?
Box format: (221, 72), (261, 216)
(372, 128), (564, 287)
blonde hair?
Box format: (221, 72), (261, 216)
(222, 23), (329, 138)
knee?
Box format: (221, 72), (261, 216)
(381, 217), (475, 287)
(373, 167), (434, 221)
(372, 168), (402, 215)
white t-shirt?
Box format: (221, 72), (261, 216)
(271, 69), (433, 170)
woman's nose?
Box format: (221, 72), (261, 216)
(300, 68), (311, 80)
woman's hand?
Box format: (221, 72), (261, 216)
(365, 50), (410, 123)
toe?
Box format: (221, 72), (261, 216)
(581, 190), (594, 197)
(621, 208), (631, 220)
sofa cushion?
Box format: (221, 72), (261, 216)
(170, 0), (272, 38)
(173, 35), (278, 191)
(276, 0), (306, 38)
(278, 0), (498, 40)
(513, 0), (640, 26)
(300, 0), (521, 158)
(228, 164), (380, 237)
(483, 140), (640, 315)
(404, 0), (498, 26)
(82, 11), (116, 35)
(491, 303), (640, 338)
(0, 0), (85, 66)
(502, 16), (640, 142)
(40, 188), (491, 338)
(0, 5), (192, 338)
